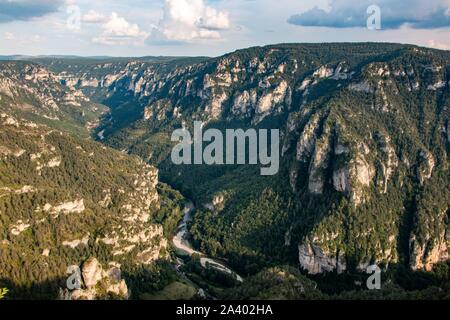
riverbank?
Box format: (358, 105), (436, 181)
(172, 202), (243, 283)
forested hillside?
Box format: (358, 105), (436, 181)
(50, 43), (449, 278)
(0, 61), (183, 299)
(1, 43), (449, 299)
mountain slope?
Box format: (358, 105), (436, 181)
(0, 61), (183, 299)
(0, 61), (107, 138)
(2, 43), (448, 299)
(50, 43), (449, 276)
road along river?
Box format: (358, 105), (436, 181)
(172, 202), (243, 283)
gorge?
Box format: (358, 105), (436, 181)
(0, 42), (449, 299)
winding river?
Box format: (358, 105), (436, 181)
(172, 201), (243, 283)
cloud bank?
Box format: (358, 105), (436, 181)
(288, 0), (450, 29)
(0, 0), (63, 23)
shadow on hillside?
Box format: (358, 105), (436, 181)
(0, 276), (65, 300)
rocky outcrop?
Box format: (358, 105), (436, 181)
(10, 220), (31, 236)
(62, 234), (90, 249)
(296, 114), (321, 160)
(104, 223), (168, 264)
(376, 134), (398, 194)
(308, 132), (331, 194)
(298, 243), (346, 274)
(427, 80), (446, 91)
(231, 90), (256, 116)
(409, 231), (449, 271)
(206, 92), (228, 119)
(348, 81), (373, 93)
(203, 194), (225, 211)
(332, 129), (374, 205)
(253, 80), (289, 123)
(313, 66), (334, 79)
(43, 199), (85, 216)
(59, 258), (129, 300)
(82, 257), (104, 287)
(348, 156), (374, 205)
(332, 167), (350, 193)
(417, 150), (435, 185)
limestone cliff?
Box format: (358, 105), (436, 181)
(59, 258), (129, 300)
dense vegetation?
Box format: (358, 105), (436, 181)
(1, 43), (449, 299)
(0, 94), (184, 299)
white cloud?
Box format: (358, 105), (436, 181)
(92, 12), (149, 46)
(196, 6), (230, 30)
(82, 10), (107, 23)
(4, 32), (14, 40)
(155, 0), (231, 42)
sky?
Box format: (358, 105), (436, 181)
(0, 0), (449, 57)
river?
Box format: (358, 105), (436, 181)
(172, 201), (244, 283)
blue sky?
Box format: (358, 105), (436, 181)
(1, 0), (449, 57)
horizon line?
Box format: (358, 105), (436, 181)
(1, 41), (449, 59)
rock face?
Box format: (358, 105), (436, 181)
(82, 258), (104, 288)
(62, 235), (89, 249)
(332, 167), (350, 193)
(409, 208), (449, 271)
(313, 66), (334, 79)
(44, 199), (85, 216)
(376, 134), (398, 194)
(308, 131), (331, 194)
(410, 233), (449, 271)
(296, 114), (320, 160)
(345, 156), (374, 205)
(59, 258), (129, 300)
(10, 220), (30, 236)
(231, 90), (255, 116)
(417, 150), (435, 185)
(348, 81), (373, 93)
(298, 243), (346, 274)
